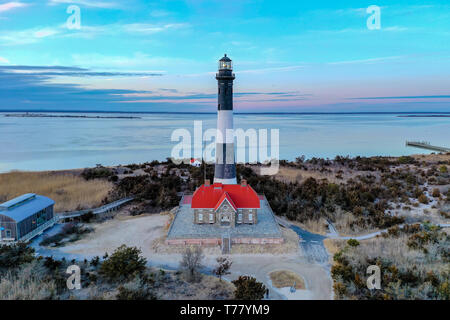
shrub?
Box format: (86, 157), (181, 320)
(347, 239), (360, 247)
(100, 245), (147, 281)
(439, 165), (448, 173)
(232, 276), (267, 300)
(116, 277), (156, 300)
(81, 167), (113, 180)
(432, 188), (440, 198)
(213, 257), (232, 281)
(0, 243), (35, 270)
(418, 194), (429, 204)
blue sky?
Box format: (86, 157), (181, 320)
(0, 0), (449, 112)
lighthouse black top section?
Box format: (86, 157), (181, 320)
(216, 54), (235, 111)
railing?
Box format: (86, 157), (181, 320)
(19, 216), (59, 243)
(57, 197), (134, 219)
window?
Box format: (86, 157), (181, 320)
(218, 88), (220, 94)
(209, 213), (214, 223)
(5, 230), (11, 238)
(198, 213), (203, 222)
(238, 213), (243, 222)
(249, 213), (253, 222)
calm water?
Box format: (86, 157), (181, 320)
(0, 112), (449, 172)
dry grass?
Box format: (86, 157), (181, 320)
(294, 218), (329, 235)
(0, 261), (57, 300)
(0, 171), (113, 212)
(269, 270), (305, 289)
(323, 238), (346, 263)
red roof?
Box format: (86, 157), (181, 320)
(214, 192), (237, 211)
(191, 183), (260, 209)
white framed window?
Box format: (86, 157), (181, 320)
(198, 213), (203, 221)
(249, 213), (253, 222)
(238, 213), (243, 222)
(209, 213), (214, 222)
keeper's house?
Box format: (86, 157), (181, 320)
(0, 193), (55, 242)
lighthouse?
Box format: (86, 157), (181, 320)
(214, 54), (237, 185)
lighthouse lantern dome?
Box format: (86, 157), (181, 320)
(219, 54), (232, 70)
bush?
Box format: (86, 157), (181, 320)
(100, 245), (147, 281)
(347, 239), (360, 247)
(232, 276), (267, 300)
(432, 188), (440, 198)
(81, 167), (113, 180)
(418, 194), (429, 204)
(439, 165), (448, 173)
(0, 243), (35, 270)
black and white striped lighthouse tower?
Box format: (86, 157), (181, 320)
(214, 54), (237, 185)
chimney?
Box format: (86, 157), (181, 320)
(204, 179), (210, 186)
(240, 179), (247, 187)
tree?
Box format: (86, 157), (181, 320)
(213, 257), (232, 281)
(100, 245), (147, 281)
(232, 276), (267, 300)
(179, 246), (204, 282)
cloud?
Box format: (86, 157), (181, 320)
(328, 56), (404, 65)
(123, 23), (189, 34)
(237, 65), (304, 74)
(47, 0), (119, 9)
(0, 26), (61, 45)
(350, 95), (450, 100)
(0, 65), (164, 77)
(0, 1), (27, 12)
(0, 56), (9, 63)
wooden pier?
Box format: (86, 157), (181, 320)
(406, 141), (450, 153)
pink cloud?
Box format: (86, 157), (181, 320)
(0, 2), (27, 12)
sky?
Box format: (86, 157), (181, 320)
(0, 0), (449, 112)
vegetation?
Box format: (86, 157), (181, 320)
(81, 166), (114, 180)
(269, 270), (305, 289)
(331, 224), (450, 300)
(213, 257), (232, 281)
(40, 223), (93, 247)
(232, 276), (267, 300)
(100, 245), (147, 281)
(0, 243), (35, 270)
(179, 246), (204, 282)
(0, 171), (113, 212)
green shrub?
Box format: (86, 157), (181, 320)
(347, 239), (360, 247)
(439, 165), (448, 173)
(232, 276), (267, 300)
(0, 243), (35, 269)
(100, 245), (147, 281)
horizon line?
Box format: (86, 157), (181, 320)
(1, 110), (450, 115)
